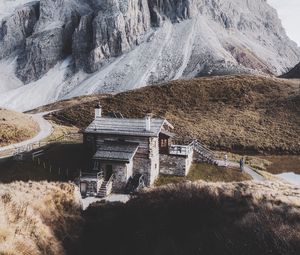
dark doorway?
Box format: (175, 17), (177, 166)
(105, 165), (113, 181)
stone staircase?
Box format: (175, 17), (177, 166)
(98, 181), (108, 198)
(192, 140), (216, 164)
(97, 174), (114, 198)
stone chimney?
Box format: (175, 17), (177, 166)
(95, 102), (102, 119)
(145, 113), (152, 132)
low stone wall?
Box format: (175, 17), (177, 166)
(133, 156), (152, 186)
(159, 151), (193, 177)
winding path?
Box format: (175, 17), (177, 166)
(216, 159), (266, 181)
(0, 112), (53, 158)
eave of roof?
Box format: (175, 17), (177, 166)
(84, 117), (173, 137)
(93, 141), (139, 163)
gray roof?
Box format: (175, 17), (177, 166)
(84, 117), (173, 137)
(93, 141), (139, 163)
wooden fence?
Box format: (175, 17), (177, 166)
(0, 133), (83, 160)
(32, 155), (82, 181)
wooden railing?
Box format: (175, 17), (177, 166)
(169, 139), (216, 162)
(169, 144), (193, 156)
(192, 140), (215, 158)
(106, 174), (114, 195)
(0, 133), (82, 159)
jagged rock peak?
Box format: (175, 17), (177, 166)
(1, 0), (298, 83)
(0, 0), (300, 111)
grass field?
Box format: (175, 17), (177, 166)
(42, 75), (300, 154)
(155, 163), (251, 186)
(0, 108), (39, 146)
(0, 182), (81, 255)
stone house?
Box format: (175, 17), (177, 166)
(79, 104), (214, 197)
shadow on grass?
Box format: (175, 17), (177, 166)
(74, 182), (300, 255)
(0, 143), (93, 183)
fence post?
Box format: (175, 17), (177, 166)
(49, 165), (52, 173)
(58, 168), (61, 176)
(43, 162), (46, 169)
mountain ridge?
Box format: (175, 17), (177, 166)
(281, 62), (300, 79)
(0, 0), (299, 111)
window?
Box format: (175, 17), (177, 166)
(161, 139), (168, 147)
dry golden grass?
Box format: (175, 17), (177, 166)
(0, 109), (39, 147)
(0, 182), (82, 255)
(80, 180), (300, 255)
(42, 121), (79, 143)
(45, 75), (300, 154)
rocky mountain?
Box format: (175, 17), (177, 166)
(281, 62), (300, 79)
(0, 0), (299, 111)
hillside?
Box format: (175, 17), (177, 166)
(2, 180), (300, 255)
(0, 0), (300, 112)
(45, 75), (300, 154)
(0, 109), (38, 147)
(76, 181), (300, 255)
(281, 62), (300, 78)
(0, 182), (81, 255)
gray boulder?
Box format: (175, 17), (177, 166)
(87, 0), (151, 72)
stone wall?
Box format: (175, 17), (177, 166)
(84, 133), (160, 187)
(149, 137), (160, 185)
(98, 161), (132, 193)
(132, 137), (160, 186)
(160, 151), (193, 177)
(133, 156), (152, 186)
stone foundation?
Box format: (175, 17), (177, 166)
(159, 151), (193, 177)
(99, 161), (133, 193)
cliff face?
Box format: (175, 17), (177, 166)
(0, 0), (300, 111)
(0, 1), (39, 59)
(74, 0), (151, 73)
